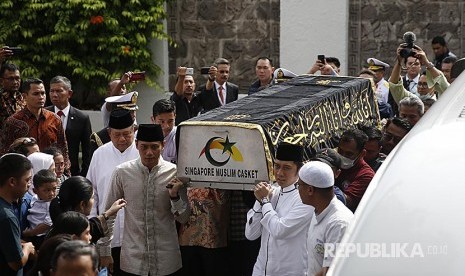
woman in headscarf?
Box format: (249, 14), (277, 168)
(26, 152), (55, 197)
(27, 152), (55, 176)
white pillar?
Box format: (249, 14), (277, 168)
(280, 0), (349, 75)
(133, 17), (170, 124)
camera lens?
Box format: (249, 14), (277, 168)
(399, 48), (412, 59)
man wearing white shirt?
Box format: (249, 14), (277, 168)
(297, 161), (354, 276)
(245, 143), (313, 276)
(86, 109), (139, 274)
(402, 56), (421, 96)
(367, 58), (390, 106)
(151, 99), (177, 164)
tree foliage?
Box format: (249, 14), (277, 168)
(0, 0), (172, 108)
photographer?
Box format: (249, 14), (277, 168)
(172, 66), (201, 125)
(198, 58), (239, 112)
(307, 56), (341, 76)
(0, 47), (13, 64)
(388, 44), (449, 105)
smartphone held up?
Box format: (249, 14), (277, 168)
(130, 71), (146, 82)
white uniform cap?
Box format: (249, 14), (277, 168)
(273, 68), (297, 83)
(105, 91), (138, 110)
(367, 58), (390, 70)
(298, 161), (334, 188)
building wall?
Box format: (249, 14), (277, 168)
(348, 0), (464, 76)
(167, 0), (280, 93)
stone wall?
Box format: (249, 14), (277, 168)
(167, 0), (280, 93)
(348, 0), (465, 76)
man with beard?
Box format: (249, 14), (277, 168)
(172, 67), (201, 125)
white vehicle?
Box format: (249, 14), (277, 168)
(328, 71), (465, 275)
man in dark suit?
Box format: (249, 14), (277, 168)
(198, 58), (239, 112)
(47, 76), (92, 176)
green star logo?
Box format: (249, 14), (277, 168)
(220, 135), (236, 154)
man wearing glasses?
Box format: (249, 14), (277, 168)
(0, 63), (24, 132)
(380, 117), (412, 155)
(388, 44), (449, 108)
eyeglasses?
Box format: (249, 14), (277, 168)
(382, 132), (403, 144)
(22, 137), (37, 145)
(417, 82), (428, 88)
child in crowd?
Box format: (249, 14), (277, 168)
(48, 211), (92, 244)
(22, 169), (58, 248)
(43, 146), (68, 190)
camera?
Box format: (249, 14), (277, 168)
(186, 68), (194, 75)
(8, 47), (23, 55)
(129, 71), (145, 81)
(200, 67), (210, 75)
(399, 32), (417, 59)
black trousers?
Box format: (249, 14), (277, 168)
(112, 247), (122, 276)
(227, 239), (261, 276)
(179, 246), (229, 276)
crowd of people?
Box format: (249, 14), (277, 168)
(0, 34), (456, 276)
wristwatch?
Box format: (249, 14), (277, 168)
(260, 197), (270, 206)
(426, 61), (434, 69)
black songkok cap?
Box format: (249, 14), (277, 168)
(108, 109), (134, 130)
(136, 124), (164, 142)
(275, 142), (304, 162)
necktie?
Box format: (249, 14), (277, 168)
(57, 110), (65, 130)
(404, 79), (411, 91)
(218, 86), (225, 105)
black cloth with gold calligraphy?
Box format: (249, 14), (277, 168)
(180, 75), (380, 161)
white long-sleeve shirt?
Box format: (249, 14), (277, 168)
(245, 183), (314, 276)
(86, 141), (138, 251)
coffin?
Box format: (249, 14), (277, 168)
(176, 75), (380, 190)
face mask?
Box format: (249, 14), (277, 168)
(339, 154), (359, 170)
